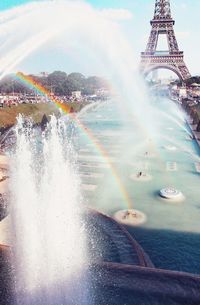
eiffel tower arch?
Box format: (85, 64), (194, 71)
(140, 0), (191, 82)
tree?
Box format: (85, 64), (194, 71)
(83, 76), (110, 95)
(47, 71), (68, 95)
(0, 75), (29, 94)
(0, 71), (111, 96)
(185, 76), (200, 86)
(67, 73), (85, 92)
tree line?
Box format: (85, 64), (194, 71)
(0, 71), (111, 96)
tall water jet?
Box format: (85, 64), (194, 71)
(10, 115), (89, 305)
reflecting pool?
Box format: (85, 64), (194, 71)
(76, 97), (200, 274)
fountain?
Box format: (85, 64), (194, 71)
(159, 188), (184, 201)
(0, 1), (200, 304)
(159, 110), (193, 138)
(4, 114), (150, 304)
(114, 209), (147, 226)
(130, 172), (153, 182)
(163, 145), (177, 151)
(9, 115), (89, 305)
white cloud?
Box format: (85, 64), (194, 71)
(100, 8), (133, 21)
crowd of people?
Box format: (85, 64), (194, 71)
(0, 93), (86, 108)
(0, 94), (48, 108)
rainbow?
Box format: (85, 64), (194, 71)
(16, 72), (72, 114)
(16, 72), (133, 209)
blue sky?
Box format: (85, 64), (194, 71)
(0, 0), (31, 10)
(1, 0), (139, 10)
(0, 0), (200, 76)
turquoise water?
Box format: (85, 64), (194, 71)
(75, 98), (200, 274)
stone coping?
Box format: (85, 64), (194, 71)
(89, 262), (200, 304)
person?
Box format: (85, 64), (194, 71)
(137, 171), (142, 177)
(131, 211), (137, 218)
(70, 106), (74, 113)
(122, 210), (130, 219)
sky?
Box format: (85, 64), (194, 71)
(0, 0), (200, 77)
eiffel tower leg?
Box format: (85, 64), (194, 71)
(146, 27), (159, 53)
(177, 62), (191, 81)
(167, 27), (179, 53)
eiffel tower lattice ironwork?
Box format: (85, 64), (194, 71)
(140, 0), (191, 81)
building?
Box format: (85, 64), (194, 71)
(71, 91), (82, 100)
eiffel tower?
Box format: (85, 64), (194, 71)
(140, 0), (191, 81)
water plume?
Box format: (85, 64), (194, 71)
(10, 115), (89, 305)
(0, 0), (155, 136)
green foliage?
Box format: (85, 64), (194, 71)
(0, 71), (110, 96)
(47, 71), (68, 95)
(83, 76), (109, 95)
(185, 76), (200, 86)
(0, 76), (30, 94)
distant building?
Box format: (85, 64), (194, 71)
(95, 88), (107, 96)
(179, 87), (187, 98)
(71, 91), (82, 99)
(39, 72), (49, 77)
